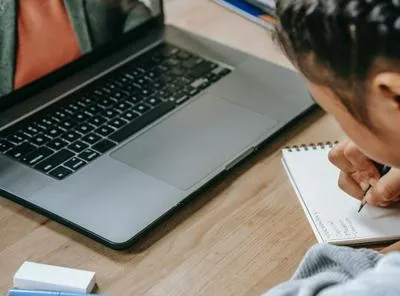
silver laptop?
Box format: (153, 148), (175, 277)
(0, 0), (313, 249)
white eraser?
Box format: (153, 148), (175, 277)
(14, 261), (96, 293)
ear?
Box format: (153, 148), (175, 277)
(372, 72), (400, 106)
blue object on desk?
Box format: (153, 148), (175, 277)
(8, 289), (106, 296)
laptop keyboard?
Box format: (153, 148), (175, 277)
(0, 43), (231, 180)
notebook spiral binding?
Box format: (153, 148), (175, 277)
(284, 141), (339, 152)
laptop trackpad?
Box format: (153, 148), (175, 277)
(111, 94), (276, 190)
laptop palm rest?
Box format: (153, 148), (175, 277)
(111, 94), (277, 190)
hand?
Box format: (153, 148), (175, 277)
(328, 140), (400, 207)
(382, 240), (400, 254)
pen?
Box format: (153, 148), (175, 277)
(7, 289), (106, 296)
(358, 163), (391, 213)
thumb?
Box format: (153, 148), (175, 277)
(365, 169), (400, 206)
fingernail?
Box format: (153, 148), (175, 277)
(360, 181), (370, 191)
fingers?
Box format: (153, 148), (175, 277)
(329, 141), (354, 172)
(338, 172), (364, 200)
(329, 140), (380, 190)
(382, 240), (400, 254)
(365, 169), (400, 207)
(342, 142), (380, 181)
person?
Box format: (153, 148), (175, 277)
(263, 0), (400, 294)
(0, 0), (154, 97)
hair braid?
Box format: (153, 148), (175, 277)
(276, 0), (400, 123)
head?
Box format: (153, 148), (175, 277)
(275, 0), (400, 167)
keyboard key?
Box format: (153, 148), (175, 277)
(59, 119), (77, 131)
(132, 104), (151, 114)
(182, 57), (201, 69)
(168, 92), (188, 104)
(95, 125), (115, 137)
(94, 89), (106, 97)
(190, 78), (207, 89)
(175, 76), (193, 86)
(175, 95), (190, 105)
(125, 95), (142, 105)
(64, 157), (87, 171)
(34, 149), (74, 172)
(47, 138), (69, 150)
(164, 58), (179, 66)
(139, 88), (156, 98)
(163, 83), (179, 93)
(85, 105), (104, 116)
(115, 102), (131, 112)
(49, 166), (73, 180)
(103, 109), (119, 120)
(81, 133), (102, 145)
(146, 97), (162, 107)
(156, 64), (169, 72)
(19, 131), (33, 141)
(8, 133), (25, 145)
(64, 103), (80, 115)
(68, 141), (89, 153)
(145, 71), (156, 79)
(109, 101), (175, 143)
(190, 61), (216, 79)
(71, 112), (87, 122)
(79, 149), (100, 162)
(53, 111), (69, 122)
(176, 51), (191, 60)
(121, 110), (139, 122)
(39, 117), (56, 129)
(109, 118), (128, 130)
(62, 131), (81, 143)
(6, 142), (36, 160)
(76, 123), (95, 135)
(77, 96), (94, 108)
(112, 90), (128, 100)
(171, 67), (186, 77)
(31, 134), (52, 146)
(205, 72), (221, 83)
(98, 98), (115, 109)
(92, 139), (117, 154)
(23, 147), (54, 166)
(46, 128), (62, 139)
(80, 96), (94, 106)
(21, 125), (40, 137)
(0, 140), (14, 152)
(88, 116), (107, 127)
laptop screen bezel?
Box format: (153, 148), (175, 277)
(0, 0), (165, 113)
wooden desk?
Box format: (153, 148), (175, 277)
(0, 1), (347, 295)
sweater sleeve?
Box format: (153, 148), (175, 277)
(262, 244), (394, 296)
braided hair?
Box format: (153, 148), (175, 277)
(275, 0), (400, 124)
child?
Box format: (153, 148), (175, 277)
(264, 0), (400, 294)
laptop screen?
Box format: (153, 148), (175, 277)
(0, 0), (162, 101)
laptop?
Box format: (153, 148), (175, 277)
(0, 0), (313, 249)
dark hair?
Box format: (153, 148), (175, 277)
(275, 0), (400, 124)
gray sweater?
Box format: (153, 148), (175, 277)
(263, 244), (400, 296)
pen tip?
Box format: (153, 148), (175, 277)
(358, 203), (365, 213)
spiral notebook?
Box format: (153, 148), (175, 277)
(282, 142), (400, 245)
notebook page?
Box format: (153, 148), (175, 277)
(282, 146), (400, 245)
